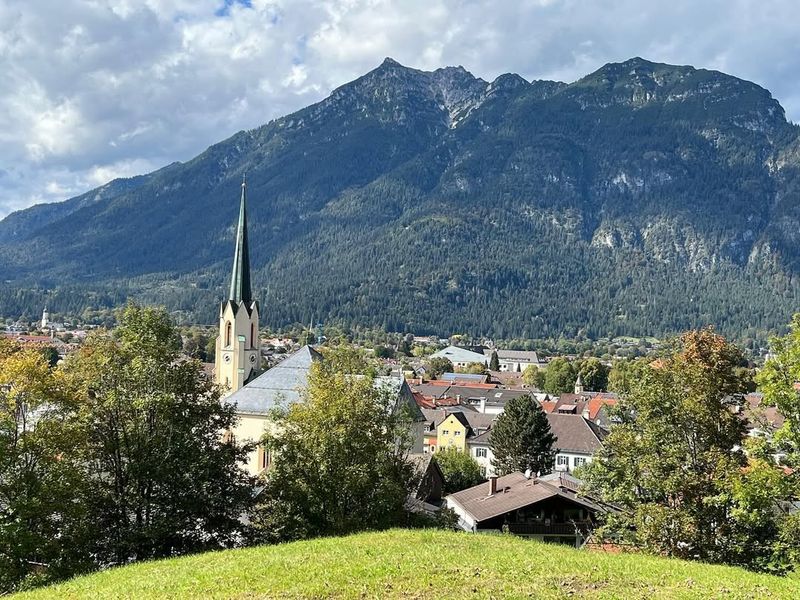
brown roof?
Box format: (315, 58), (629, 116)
(447, 472), (610, 523)
(546, 413), (607, 454)
(744, 393), (785, 432)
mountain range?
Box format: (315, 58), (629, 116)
(2, 57), (800, 342)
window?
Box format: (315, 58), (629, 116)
(442, 429), (450, 435)
(556, 455), (569, 466)
(454, 431), (461, 436)
(225, 321), (232, 347)
(574, 457), (587, 468)
(250, 323), (256, 348)
(257, 445), (272, 472)
(475, 448), (487, 458)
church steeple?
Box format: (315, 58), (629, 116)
(228, 177), (252, 304)
(216, 177), (261, 396)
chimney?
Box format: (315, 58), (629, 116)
(479, 397), (486, 413)
(456, 394), (462, 404)
(582, 408), (590, 419)
(488, 475), (498, 496)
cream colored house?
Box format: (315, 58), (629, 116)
(225, 346), (426, 475)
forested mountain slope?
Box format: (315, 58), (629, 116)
(2, 57), (800, 339)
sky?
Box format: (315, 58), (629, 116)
(1, 0), (799, 218)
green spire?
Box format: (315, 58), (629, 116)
(228, 177), (252, 304)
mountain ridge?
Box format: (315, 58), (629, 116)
(1, 57), (799, 340)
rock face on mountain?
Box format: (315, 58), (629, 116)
(1, 57), (800, 339)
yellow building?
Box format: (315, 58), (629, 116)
(437, 413), (472, 452)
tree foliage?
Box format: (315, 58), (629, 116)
(434, 448), (485, 494)
(577, 358), (610, 392)
(583, 329), (796, 572)
(757, 313), (800, 466)
(249, 364), (416, 543)
(425, 357), (453, 380)
(489, 395), (556, 476)
(0, 341), (91, 590)
(489, 350), (500, 371)
(522, 365), (546, 389)
(0, 305), (255, 592)
(542, 358), (576, 394)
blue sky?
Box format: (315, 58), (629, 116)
(0, 0), (798, 218)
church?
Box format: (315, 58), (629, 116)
(214, 180), (425, 475)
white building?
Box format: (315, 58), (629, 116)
(466, 413), (608, 477)
(429, 345), (488, 370)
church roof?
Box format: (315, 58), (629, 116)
(226, 346), (425, 422)
(228, 178), (252, 304)
(227, 345), (322, 415)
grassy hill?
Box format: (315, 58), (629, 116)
(12, 529), (799, 599)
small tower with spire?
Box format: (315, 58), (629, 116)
(574, 373), (584, 395)
(215, 177), (261, 395)
(41, 306), (49, 330)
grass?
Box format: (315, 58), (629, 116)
(12, 529), (800, 599)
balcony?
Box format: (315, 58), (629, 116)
(505, 521), (592, 536)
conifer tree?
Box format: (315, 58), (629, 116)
(489, 350), (500, 371)
(490, 395), (556, 475)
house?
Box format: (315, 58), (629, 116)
(546, 392), (619, 429)
(466, 413), (608, 477)
(226, 345), (426, 475)
(548, 413), (608, 473)
(420, 408), (447, 453)
(438, 410), (495, 453)
(484, 349), (545, 373)
(409, 381), (530, 415)
(420, 407), (495, 455)
(429, 345), (488, 369)
(445, 471), (618, 547)
(409, 453), (445, 504)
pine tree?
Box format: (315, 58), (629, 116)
(489, 350), (500, 371)
(490, 395), (556, 476)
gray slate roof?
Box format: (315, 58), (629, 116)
(486, 349), (541, 363)
(546, 413), (608, 454)
(465, 414), (608, 454)
(430, 345), (487, 364)
(226, 345), (322, 415)
(226, 346), (424, 422)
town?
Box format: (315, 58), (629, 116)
(3, 2), (800, 596)
(2, 180), (798, 597)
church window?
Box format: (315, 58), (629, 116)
(225, 322), (232, 347)
(250, 323), (256, 348)
(258, 445), (271, 471)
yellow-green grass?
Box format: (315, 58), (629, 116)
(13, 529), (799, 599)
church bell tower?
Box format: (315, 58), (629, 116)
(215, 178), (261, 395)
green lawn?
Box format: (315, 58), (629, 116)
(13, 529), (799, 599)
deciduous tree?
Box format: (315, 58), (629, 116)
(583, 329), (794, 572)
(249, 364), (416, 543)
(434, 448), (485, 494)
(61, 303), (254, 566)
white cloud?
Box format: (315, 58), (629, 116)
(1, 0), (800, 217)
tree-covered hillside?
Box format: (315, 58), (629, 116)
(2, 57), (800, 339)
